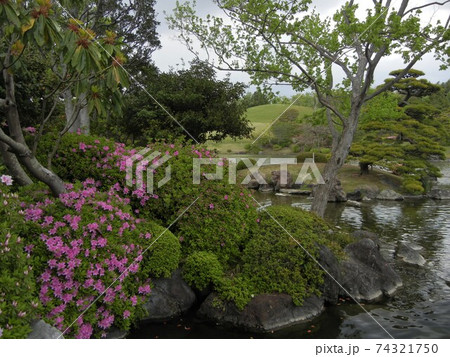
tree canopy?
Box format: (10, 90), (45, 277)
(168, 0), (450, 216)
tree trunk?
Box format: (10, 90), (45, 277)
(311, 111), (360, 217)
(65, 91), (90, 134)
(2, 67), (66, 196)
(0, 142), (33, 186)
(359, 162), (370, 175)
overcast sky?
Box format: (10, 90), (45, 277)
(152, 0), (450, 96)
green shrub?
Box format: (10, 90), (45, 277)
(143, 221), (181, 278)
(0, 187), (40, 339)
(241, 206), (349, 306)
(236, 158), (257, 171)
(402, 178), (425, 195)
(177, 187), (258, 266)
(215, 276), (255, 310)
(296, 151), (328, 163)
(35, 133), (123, 186)
(182, 251), (224, 290)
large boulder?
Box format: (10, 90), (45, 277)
(376, 189), (404, 201)
(347, 189), (363, 201)
(245, 179), (260, 190)
(27, 320), (63, 339)
(428, 188), (450, 200)
(339, 238), (402, 302)
(327, 180), (347, 202)
(198, 293), (324, 333)
(396, 243), (426, 266)
(271, 170), (293, 191)
(317, 245), (341, 305)
(141, 269), (196, 322)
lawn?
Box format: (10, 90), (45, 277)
(207, 104), (314, 155)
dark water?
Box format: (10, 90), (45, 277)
(131, 162), (450, 339)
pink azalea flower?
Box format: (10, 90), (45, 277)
(0, 175), (13, 186)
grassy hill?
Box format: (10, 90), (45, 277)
(207, 104), (314, 155)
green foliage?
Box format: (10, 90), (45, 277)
(386, 69), (441, 106)
(297, 152), (328, 163)
(34, 133), (122, 185)
(177, 187), (258, 266)
(351, 89), (445, 193)
(0, 187), (40, 339)
(109, 59), (252, 144)
(241, 206), (349, 306)
(236, 158), (257, 171)
(182, 251), (224, 291)
(402, 178), (425, 195)
(143, 221), (181, 278)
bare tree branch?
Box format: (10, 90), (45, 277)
(404, 1), (450, 16)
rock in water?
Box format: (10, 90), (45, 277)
(271, 170), (293, 191)
(339, 238), (402, 302)
(27, 320), (63, 339)
(428, 188), (450, 200)
(327, 180), (347, 202)
(376, 189), (404, 201)
(396, 243), (426, 266)
(318, 245), (341, 305)
(142, 269), (196, 322)
(198, 293), (324, 333)
(245, 179), (260, 190)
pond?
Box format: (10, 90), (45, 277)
(130, 161), (450, 339)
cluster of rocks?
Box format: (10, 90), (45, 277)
(247, 170), (413, 203)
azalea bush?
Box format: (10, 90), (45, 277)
(21, 180), (180, 338)
(0, 185), (40, 339)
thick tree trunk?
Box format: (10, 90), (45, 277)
(311, 111), (360, 217)
(0, 142), (33, 186)
(2, 67), (66, 196)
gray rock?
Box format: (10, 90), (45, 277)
(358, 185), (380, 199)
(339, 238), (402, 302)
(428, 188), (450, 200)
(141, 269), (196, 322)
(318, 245), (341, 305)
(245, 179), (260, 190)
(351, 230), (380, 246)
(258, 184), (274, 193)
(347, 190), (363, 201)
(279, 188), (312, 195)
(198, 293), (324, 333)
(396, 243), (426, 266)
(271, 170), (293, 191)
(376, 189), (404, 201)
(105, 328), (128, 339)
(27, 320), (63, 339)
(327, 180), (347, 202)
(346, 200), (362, 208)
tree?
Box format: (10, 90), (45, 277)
(108, 59), (252, 145)
(0, 0), (128, 195)
(168, 0), (450, 216)
(385, 69), (441, 106)
(53, 0), (160, 134)
(350, 91), (445, 193)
